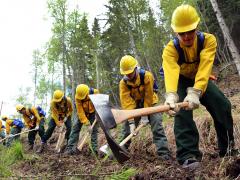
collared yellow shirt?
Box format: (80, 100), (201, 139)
(5, 119), (14, 135)
(50, 97), (73, 126)
(119, 70), (158, 110)
(75, 89), (99, 124)
(162, 32), (217, 93)
(22, 107), (42, 128)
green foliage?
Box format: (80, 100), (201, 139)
(105, 167), (138, 180)
(15, 87), (32, 107)
(30, 0), (240, 107)
(0, 142), (24, 177)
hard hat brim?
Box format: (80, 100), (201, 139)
(53, 95), (64, 102)
(75, 93), (87, 100)
(120, 68), (135, 75)
(171, 18), (200, 33)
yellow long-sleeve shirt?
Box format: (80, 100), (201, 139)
(0, 120), (4, 132)
(5, 119), (14, 135)
(119, 70), (159, 110)
(22, 107), (42, 128)
(50, 97), (73, 126)
(75, 89), (99, 124)
(162, 32), (217, 93)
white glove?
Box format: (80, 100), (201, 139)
(184, 87), (202, 110)
(141, 116), (149, 125)
(63, 117), (68, 122)
(35, 125), (39, 130)
(164, 92), (179, 116)
(129, 122), (136, 136)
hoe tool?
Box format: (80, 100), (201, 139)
(89, 94), (188, 163)
(55, 125), (66, 153)
(77, 119), (97, 151)
(99, 122), (146, 155)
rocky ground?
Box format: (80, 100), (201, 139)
(11, 72), (240, 179)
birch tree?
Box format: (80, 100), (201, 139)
(209, 0), (240, 75)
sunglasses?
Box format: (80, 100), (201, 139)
(178, 29), (196, 36)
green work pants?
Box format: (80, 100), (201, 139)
(42, 116), (72, 143)
(28, 118), (45, 145)
(175, 75), (234, 164)
(67, 113), (98, 152)
(121, 104), (170, 156)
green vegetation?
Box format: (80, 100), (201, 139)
(105, 167), (138, 180)
(0, 142), (24, 177)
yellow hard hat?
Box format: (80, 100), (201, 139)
(53, 90), (64, 102)
(1, 115), (8, 121)
(120, 55), (138, 75)
(171, 4), (200, 33)
(75, 84), (89, 100)
(16, 104), (25, 112)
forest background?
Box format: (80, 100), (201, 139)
(8, 0), (240, 117)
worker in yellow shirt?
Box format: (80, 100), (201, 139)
(119, 55), (171, 160)
(65, 84), (99, 155)
(37, 90), (73, 153)
(2, 116), (24, 146)
(16, 104), (45, 150)
(162, 4), (237, 170)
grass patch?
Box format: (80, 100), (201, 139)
(105, 167), (138, 180)
(0, 141), (24, 177)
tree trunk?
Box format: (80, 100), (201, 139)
(209, 0), (240, 76)
(122, 3), (141, 62)
(94, 50), (100, 89)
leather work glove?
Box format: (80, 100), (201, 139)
(63, 117), (68, 122)
(129, 120), (136, 136)
(184, 87), (202, 110)
(140, 116), (149, 125)
(164, 92), (179, 116)
(35, 125), (39, 130)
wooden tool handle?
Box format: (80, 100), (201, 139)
(0, 128), (37, 143)
(113, 102), (189, 124)
(119, 123), (145, 146)
(99, 123), (146, 154)
(77, 119), (97, 151)
(55, 125), (66, 151)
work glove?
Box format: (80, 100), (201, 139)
(35, 125), (39, 130)
(129, 120), (136, 136)
(140, 116), (149, 125)
(184, 87), (202, 110)
(164, 92), (179, 116)
(63, 117), (68, 122)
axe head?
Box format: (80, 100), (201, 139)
(90, 94), (130, 163)
(89, 94), (116, 129)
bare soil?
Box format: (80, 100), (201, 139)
(12, 72), (240, 179)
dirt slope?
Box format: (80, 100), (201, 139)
(12, 73), (240, 179)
